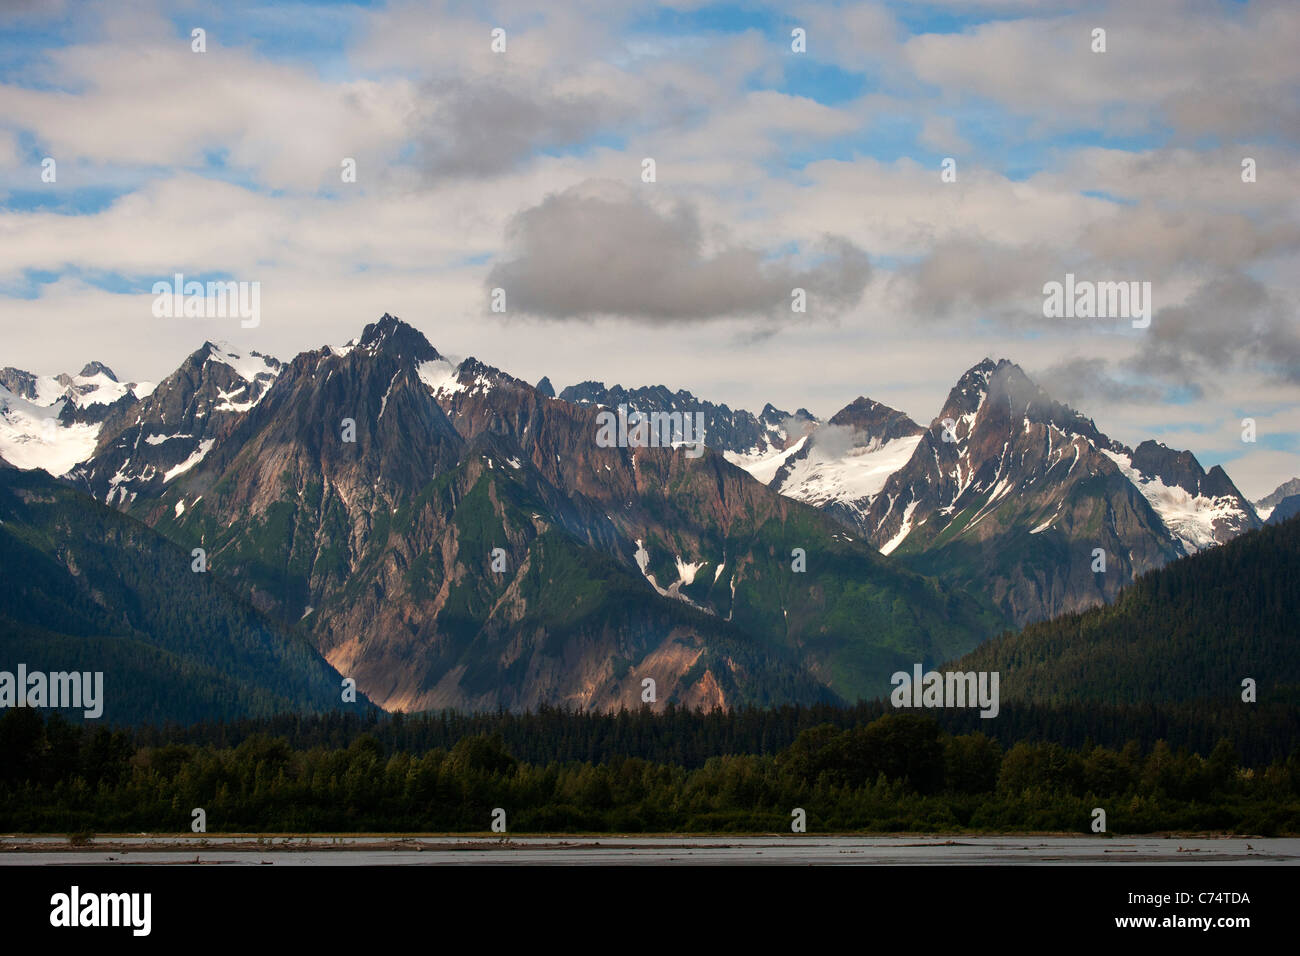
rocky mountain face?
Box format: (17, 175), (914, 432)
(1, 361), (135, 406)
(846, 359), (1260, 624)
(558, 380), (817, 462)
(427, 351), (1002, 702)
(767, 397), (926, 532)
(849, 360), (1183, 623)
(1266, 494), (1300, 525)
(1102, 440), (1260, 550)
(24, 315), (1276, 710)
(1256, 477), (1300, 522)
(663, 358), (1261, 626)
(65, 342), (282, 506)
(0, 367), (38, 400)
(74, 316), (1004, 713)
(133, 316), (465, 610)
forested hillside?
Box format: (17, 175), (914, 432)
(954, 515), (1299, 706)
(0, 467), (371, 724)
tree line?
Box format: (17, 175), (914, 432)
(3, 708), (1297, 835)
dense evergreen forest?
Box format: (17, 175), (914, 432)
(120, 693), (1300, 767)
(3, 707), (1297, 835)
(958, 513), (1300, 705)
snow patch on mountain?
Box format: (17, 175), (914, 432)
(206, 342), (280, 386)
(0, 386), (99, 474)
(674, 556), (705, 587)
(1102, 449), (1242, 552)
(880, 498), (919, 555)
(633, 539), (711, 610)
(163, 439), (216, 482)
(214, 384), (259, 413)
(725, 435), (806, 484)
(378, 370), (401, 419)
(1030, 501), (1065, 534)
(418, 359), (496, 398)
(0, 358), (166, 474)
(63, 372), (133, 408)
(776, 434), (921, 511)
(418, 359), (463, 395)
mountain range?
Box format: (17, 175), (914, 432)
(1, 314), (1293, 717)
(557, 357), (1268, 624)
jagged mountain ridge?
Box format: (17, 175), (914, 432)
(549, 363), (1260, 571)
(0, 359), (154, 474)
(15, 315), (1273, 705)
(566, 356), (1258, 624)
(558, 358), (1261, 625)
(1257, 477), (1300, 521)
(74, 315), (1004, 712)
(65, 341), (282, 505)
(424, 346), (1003, 698)
(767, 397), (927, 532)
(854, 359), (1259, 623)
(559, 380), (818, 464)
(1267, 495), (1300, 525)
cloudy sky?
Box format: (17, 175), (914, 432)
(1, 0), (1296, 497)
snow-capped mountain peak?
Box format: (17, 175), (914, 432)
(765, 395), (924, 526)
(64, 339), (285, 503)
(1101, 440), (1260, 553)
(0, 359), (157, 475)
(204, 341), (281, 382)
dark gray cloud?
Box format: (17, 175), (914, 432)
(414, 80), (631, 180)
(1164, 83), (1300, 147)
(1135, 271), (1300, 387)
(1035, 357), (1166, 406)
(486, 181), (870, 322)
(901, 238), (1057, 324)
(1078, 208), (1300, 274)
(1037, 272), (1300, 404)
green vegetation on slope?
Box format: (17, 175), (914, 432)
(955, 515), (1300, 706)
(0, 468), (370, 725)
